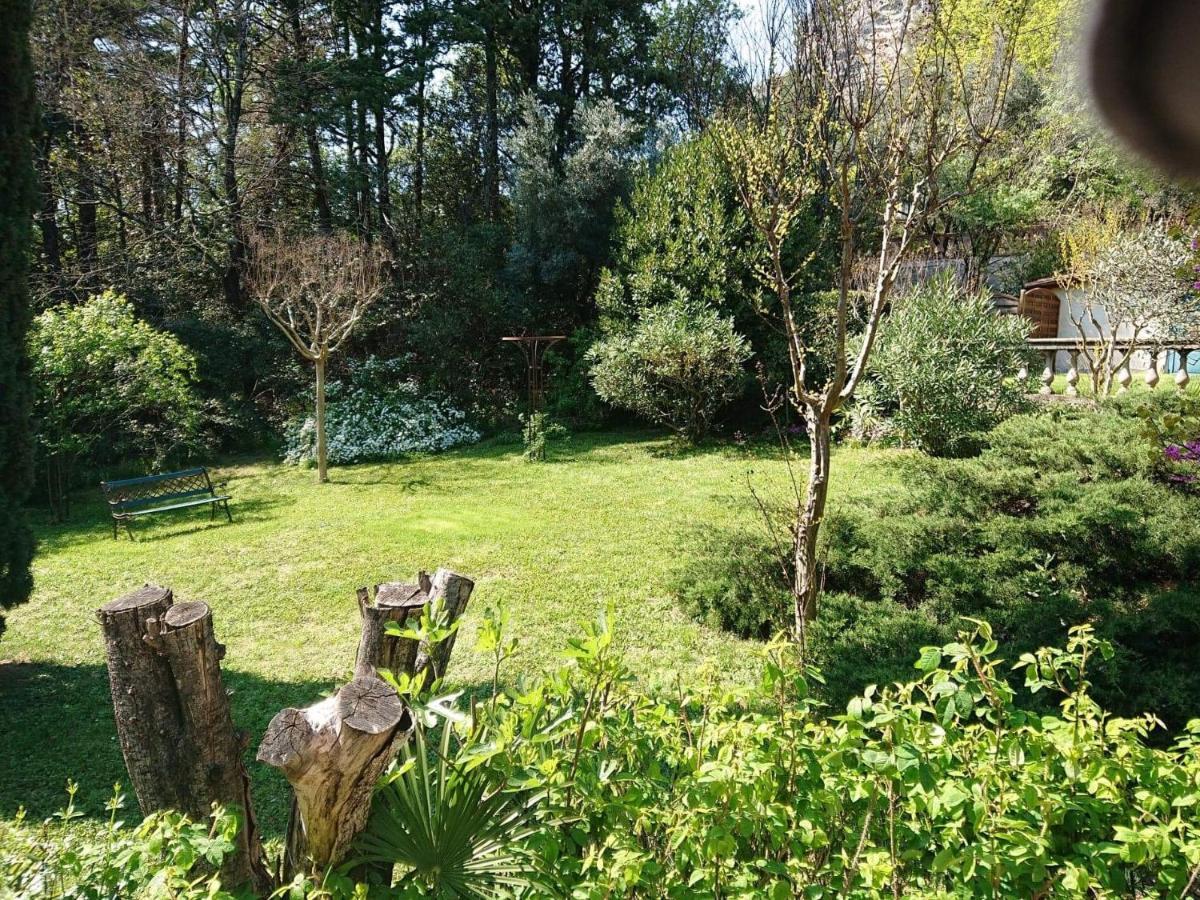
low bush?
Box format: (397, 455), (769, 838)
(14, 620), (1200, 898)
(283, 356), (480, 465)
(678, 405), (1200, 727)
(588, 300), (750, 442)
(0, 783), (244, 899)
(451, 616), (1200, 897)
(868, 274), (1033, 457)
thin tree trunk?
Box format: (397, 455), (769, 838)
(314, 353), (328, 483)
(287, 0), (333, 232)
(173, 0), (190, 225)
(36, 134), (61, 275)
(483, 20), (500, 220)
(792, 406), (831, 643)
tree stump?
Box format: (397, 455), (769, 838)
(353, 579), (428, 679)
(257, 675), (411, 876)
(260, 566), (473, 878)
(96, 586), (189, 814)
(415, 568), (475, 682)
(97, 587), (270, 893)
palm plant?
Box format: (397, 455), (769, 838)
(352, 722), (546, 898)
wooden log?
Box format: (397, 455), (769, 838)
(415, 568), (475, 682)
(353, 579), (428, 679)
(257, 675), (411, 875)
(96, 585), (190, 814)
(146, 601), (271, 893)
(97, 587), (270, 893)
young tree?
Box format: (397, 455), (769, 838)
(715, 0), (1034, 644)
(0, 0), (37, 636)
(247, 233), (388, 483)
(1063, 220), (1197, 396)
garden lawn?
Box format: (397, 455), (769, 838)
(0, 431), (907, 836)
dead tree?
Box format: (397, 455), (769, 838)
(97, 586), (271, 894)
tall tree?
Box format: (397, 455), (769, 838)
(716, 0), (1035, 644)
(0, 0), (37, 634)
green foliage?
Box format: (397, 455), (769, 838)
(353, 720), (545, 897)
(520, 412), (567, 462)
(871, 275), (1034, 456)
(681, 405), (1200, 728)
(0, 0), (36, 637)
(588, 301), (750, 441)
(29, 292), (205, 514)
(463, 614), (1200, 897)
(0, 782), (243, 899)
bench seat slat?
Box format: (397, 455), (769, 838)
(100, 466), (232, 538)
(110, 487), (214, 509)
(114, 495), (232, 518)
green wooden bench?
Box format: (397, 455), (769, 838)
(100, 467), (232, 539)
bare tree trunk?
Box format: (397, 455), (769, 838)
(96, 586), (270, 894)
(415, 568), (474, 681)
(483, 20), (500, 220)
(173, 0), (190, 224)
(354, 578), (429, 678)
(792, 407), (831, 643)
(314, 353), (328, 483)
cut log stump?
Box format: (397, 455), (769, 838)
(96, 587), (270, 894)
(257, 675), (411, 876)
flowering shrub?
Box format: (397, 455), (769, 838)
(283, 357), (480, 465)
(1138, 394), (1200, 488)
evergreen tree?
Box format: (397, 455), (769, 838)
(0, 0), (36, 634)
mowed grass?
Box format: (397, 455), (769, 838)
(0, 431), (907, 835)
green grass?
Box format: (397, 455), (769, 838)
(0, 431), (907, 836)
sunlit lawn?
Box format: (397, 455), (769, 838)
(0, 431), (908, 835)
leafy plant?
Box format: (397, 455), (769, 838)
(0, 782), (241, 899)
(588, 300), (750, 442)
(1136, 393), (1200, 488)
(872, 273), (1033, 457)
(29, 291), (205, 519)
(352, 718), (545, 897)
(520, 412), (567, 462)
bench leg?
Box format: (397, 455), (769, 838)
(112, 519), (118, 540)
(124, 520), (135, 541)
(224, 499), (232, 523)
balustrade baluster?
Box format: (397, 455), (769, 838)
(1177, 350), (1192, 392)
(1145, 351), (1160, 389)
(1065, 350), (1080, 397)
(1040, 349), (1055, 395)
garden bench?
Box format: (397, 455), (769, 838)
(100, 467), (232, 539)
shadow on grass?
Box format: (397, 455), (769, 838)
(0, 658), (505, 839)
(30, 494), (291, 554)
(0, 660), (336, 837)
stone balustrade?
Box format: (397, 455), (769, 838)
(1017, 338), (1196, 396)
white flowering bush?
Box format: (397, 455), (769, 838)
(283, 357), (480, 465)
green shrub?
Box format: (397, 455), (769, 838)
(29, 291), (205, 518)
(10, 619), (1200, 898)
(461, 614), (1200, 898)
(588, 300), (750, 441)
(871, 274), (1033, 456)
(679, 405), (1200, 727)
(0, 783), (243, 898)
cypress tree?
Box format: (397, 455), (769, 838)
(0, 0), (37, 635)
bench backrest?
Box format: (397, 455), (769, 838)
(101, 467), (214, 511)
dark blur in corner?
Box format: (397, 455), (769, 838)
(1089, 0), (1200, 178)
